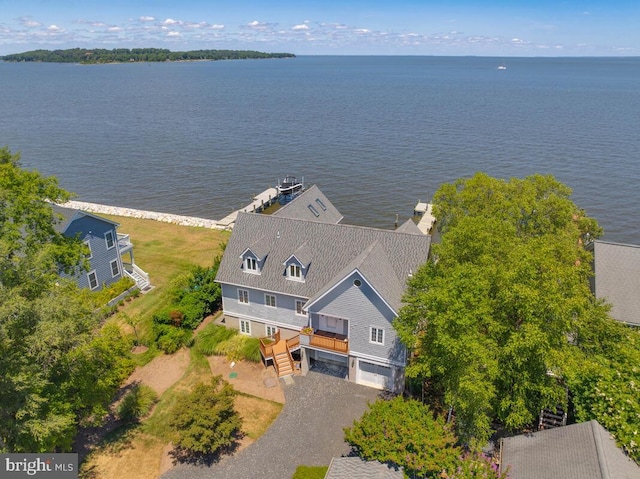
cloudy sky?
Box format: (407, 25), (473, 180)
(1, 0), (638, 56)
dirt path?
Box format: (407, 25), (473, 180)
(207, 356), (285, 404)
(124, 348), (191, 396)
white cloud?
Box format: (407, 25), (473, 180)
(292, 24), (309, 31)
(139, 16), (156, 22)
(211, 24), (224, 30)
(19, 17), (41, 28)
(47, 25), (62, 32)
(163, 18), (181, 26)
(107, 26), (122, 32)
(167, 31), (180, 37)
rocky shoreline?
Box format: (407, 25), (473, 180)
(61, 200), (226, 230)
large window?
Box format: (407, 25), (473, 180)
(289, 264), (301, 279)
(295, 300), (305, 316)
(266, 325), (278, 337)
(370, 327), (384, 345)
(238, 289), (249, 304)
(110, 259), (121, 278)
(265, 294), (276, 308)
(240, 319), (251, 335)
(87, 270), (99, 290)
(105, 230), (115, 250)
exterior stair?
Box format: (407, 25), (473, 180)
(125, 265), (151, 291)
(272, 340), (294, 377)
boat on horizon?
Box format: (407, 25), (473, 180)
(498, 62), (507, 70)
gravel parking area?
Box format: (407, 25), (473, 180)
(162, 371), (382, 479)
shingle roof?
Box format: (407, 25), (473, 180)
(51, 204), (119, 234)
(395, 219), (423, 235)
(216, 212), (431, 306)
(273, 185), (343, 224)
(500, 420), (640, 479)
(324, 457), (404, 479)
(591, 240), (640, 326)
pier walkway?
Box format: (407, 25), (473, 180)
(414, 201), (436, 234)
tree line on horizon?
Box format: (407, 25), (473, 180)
(1, 48), (295, 64)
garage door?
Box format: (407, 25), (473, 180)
(358, 360), (392, 390)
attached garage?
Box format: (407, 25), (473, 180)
(357, 359), (393, 390)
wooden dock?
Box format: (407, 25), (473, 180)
(414, 201), (436, 235)
(218, 187), (279, 229)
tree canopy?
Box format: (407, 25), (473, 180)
(1, 48), (295, 64)
(0, 147), (133, 452)
(394, 173), (618, 448)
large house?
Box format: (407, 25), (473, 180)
(53, 204), (150, 292)
(215, 186), (431, 393)
(589, 240), (640, 327)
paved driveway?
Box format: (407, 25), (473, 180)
(162, 371), (382, 479)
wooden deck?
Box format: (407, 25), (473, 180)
(259, 332), (298, 377)
(307, 330), (349, 354)
(218, 187), (279, 229)
(414, 201), (436, 234)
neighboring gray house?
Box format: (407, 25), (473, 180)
(589, 240), (640, 327)
(53, 204), (150, 292)
(215, 187), (430, 393)
(500, 420), (639, 479)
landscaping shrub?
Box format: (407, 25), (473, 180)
(195, 324), (237, 356)
(170, 376), (242, 457)
(212, 334), (248, 361)
(154, 324), (193, 354)
(241, 337), (262, 363)
(117, 384), (158, 422)
(90, 276), (136, 307)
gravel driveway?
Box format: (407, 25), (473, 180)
(162, 370), (382, 479)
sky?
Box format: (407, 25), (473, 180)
(1, 0), (638, 57)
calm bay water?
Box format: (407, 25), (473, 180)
(1, 56), (639, 242)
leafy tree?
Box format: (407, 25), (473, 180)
(0, 148), (133, 451)
(395, 173), (606, 448)
(344, 397), (461, 478)
(170, 376), (242, 457)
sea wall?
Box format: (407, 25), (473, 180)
(61, 201), (226, 230)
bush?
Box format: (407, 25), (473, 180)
(154, 324), (193, 354)
(170, 376), (242, 456)
(195, 324), (238, 356)
(117, 384), (158, 422)
(241, 337), (262, 363)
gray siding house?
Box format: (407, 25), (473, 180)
(215, 187), (430, 393)
(53, 205), (150, 292)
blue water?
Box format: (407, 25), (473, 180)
(1, 56), (639, 242)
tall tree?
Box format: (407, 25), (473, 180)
(395, 173), (605, 448)
(0, 147), (132, 452)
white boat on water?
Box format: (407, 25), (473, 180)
(498, 64), (507, 70)
(276, 175), (304, 203)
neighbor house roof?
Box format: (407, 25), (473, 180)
(273, 185), (343, 224)
(590, 240), (640, 326)
(324, 457), (404, 479)
(216, 212), (430, 307)
(51, 204), (119, 234)
(500, 420), (640, 479)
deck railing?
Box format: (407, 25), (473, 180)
(259, 331), (280, 359)
(309, 334), (349, 354)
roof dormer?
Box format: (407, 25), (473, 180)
(284, 252), (309, 282)
(240, 248), (264, 274)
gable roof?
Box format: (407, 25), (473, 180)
(324, 457), (404, 479)
(395, 219), (423, 235)
(500, 420), (640, 479)
(216, 212), (430, 306)
(51, 204), (119, 234)
(273, 185), (343, 224)
(591, 240), (640, 326)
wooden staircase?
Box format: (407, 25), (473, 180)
(272, 340), (295, 378)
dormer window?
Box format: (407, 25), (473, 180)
(245, 257), (258, 272)
(289, 264), (301, 279)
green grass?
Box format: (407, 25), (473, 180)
(292, 465), (329, 479)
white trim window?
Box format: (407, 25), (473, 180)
(238, 289), (249, 304)
(295, 299), (305, 316)
(245, 257), (258, 273)
(240, 319), (251, 335)
(289, 264), (301, 279)
(105, 230), (115, 250)
(84, 240), (92, 259)
(110, 259), (121, 278)
(266, 325), (278, 337)
(370, 327), (384, 345)
(87, 270), (99, 290)
(265, 294), (276, 308)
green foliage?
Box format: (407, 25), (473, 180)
(292, 465), (329, 479)
(88, 276), (136, 307)
(195, 324), (238, 356)
(395, 173), (606, 448)
(117, 384), (158, 422)
(153, 324), (193, 354)
(1, 48), (296, 63)
(344, 397), (461, 478)
(169, 376), (242, 456)
(443, 453), (508, 479)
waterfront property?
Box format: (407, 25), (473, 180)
(53, 204), (150, 292)
(215, 186), (430, 393)
(589, 240), (640, 327)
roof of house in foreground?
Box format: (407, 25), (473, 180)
(272, 184), (344, 224)
(216, 211), (431, 311)
(591, 240), (640, 326)
(324, 456), (404, 479)
(51, 203), (119, 234)
(500, 420), (640, 479)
